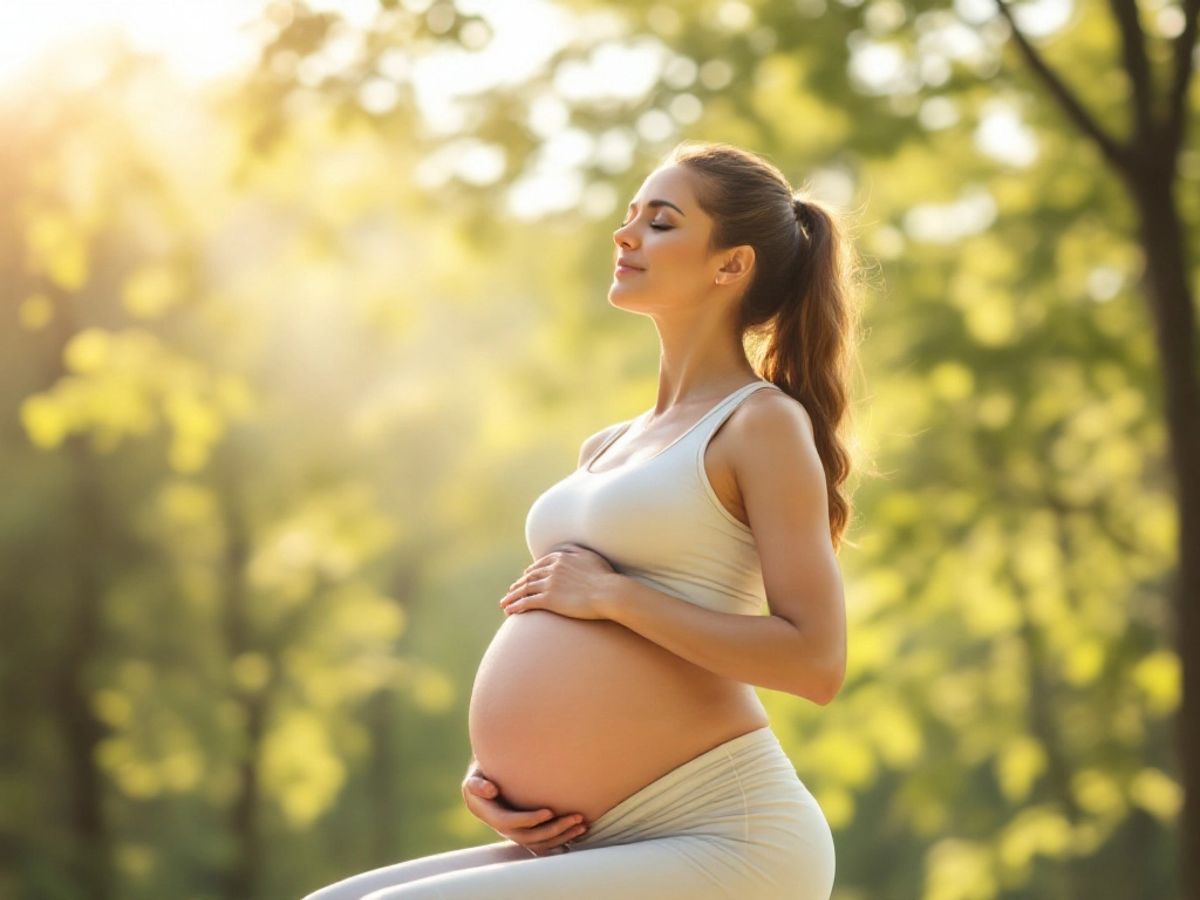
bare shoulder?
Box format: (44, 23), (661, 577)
(577, 420), (629, 469)
(704, 387), (821, 525)
(730, 386), (816, 446)
(722, 387), (822, 486)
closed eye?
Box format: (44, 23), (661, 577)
(618, 221), (672, 230)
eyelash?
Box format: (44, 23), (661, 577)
(619, 222), (671, 230)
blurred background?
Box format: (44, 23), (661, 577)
(1, 0), (1194, 898)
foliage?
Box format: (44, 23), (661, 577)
(0, 0), (1194, 897)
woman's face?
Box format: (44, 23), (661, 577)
(609, 164), (727, 312)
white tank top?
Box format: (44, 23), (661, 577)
(524, 380), (782, 616)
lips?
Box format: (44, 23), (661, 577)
(615, 260), (644, 270)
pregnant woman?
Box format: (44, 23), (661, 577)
(303, 139), (860, 899)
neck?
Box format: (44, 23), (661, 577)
(649, 317), (759, 416)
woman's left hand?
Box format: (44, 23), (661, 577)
(499, 543), (618, 621)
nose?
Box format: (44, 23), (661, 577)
(613, 222), (635, 249)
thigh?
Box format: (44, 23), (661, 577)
(360, 832), (796, 900)
(301, 840), (530, 900)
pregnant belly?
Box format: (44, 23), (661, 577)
(467, 609), (769, 825)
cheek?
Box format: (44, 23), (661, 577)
(667, 251), (715, 291)
(652, 240), (707, 279)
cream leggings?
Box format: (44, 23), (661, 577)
(301, 725), (835, 899)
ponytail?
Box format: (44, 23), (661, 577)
(666, 141), (868, 552)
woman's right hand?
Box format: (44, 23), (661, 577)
(461, 765), (589, 855)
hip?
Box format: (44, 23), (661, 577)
(562, 724), (836, 895)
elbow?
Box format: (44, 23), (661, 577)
(816, 679), (843, 706)
(808, 659), (845, 706)
(787, 616), (845, 705)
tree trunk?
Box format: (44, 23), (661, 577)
(368, 689), (399, 861)
(53, 436), (114, 900)
(1127, 166), (1200, 900)
(217, 468), (266, 900)
(1007, 562), (1086, 899)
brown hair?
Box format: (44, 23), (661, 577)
(664, 140), (868, 553)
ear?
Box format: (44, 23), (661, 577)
(714, 244), (755, 286)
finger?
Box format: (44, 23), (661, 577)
(467, 777), (497, 798)
(521, 554), (557, 577)
(513, 813), (585, 842)
(503, 587), (541, 611)
(503, 574), (537, 600)
(464, 793), (531, 829)
(524, 821), (588, 853)
(501, 806), (561, 835)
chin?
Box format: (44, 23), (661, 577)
(607, 285), (644, 308)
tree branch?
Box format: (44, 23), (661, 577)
(992, 0), (1131, 172)
(1106, 0), (1156, 141)
(1163, 0), (1200, 161)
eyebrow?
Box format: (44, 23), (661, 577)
(625, 198), (686, 216)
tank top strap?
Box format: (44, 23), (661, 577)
(584, 380), (779, 473)
(683, 381), (783, 465)
(582, 417), (635, 469)
(689, 380), (780, 445)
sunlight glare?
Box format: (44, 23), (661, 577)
(0, 0), (270, 87)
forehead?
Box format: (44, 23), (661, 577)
(627, 164), (697, 211)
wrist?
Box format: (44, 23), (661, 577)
(597, 571), (627, 620)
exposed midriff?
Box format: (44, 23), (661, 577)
(467, 608), (769, 825)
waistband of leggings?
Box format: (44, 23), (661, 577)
(588, 726), (784, 825)
(640, 725), (782, 789)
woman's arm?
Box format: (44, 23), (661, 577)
(597, 575), (839, 702)
(598, 391), (846, 703)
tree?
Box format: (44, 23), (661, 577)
(989, 1), (1199, 893)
